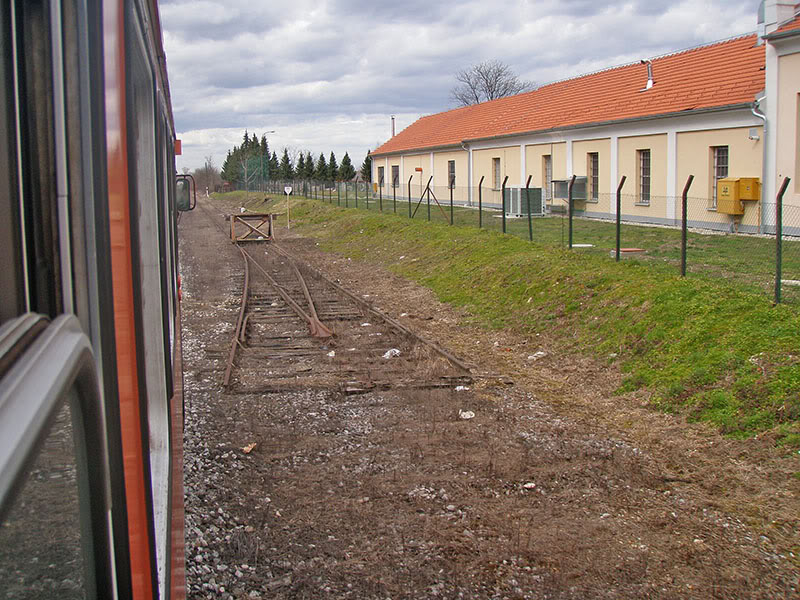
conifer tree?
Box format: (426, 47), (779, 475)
(304, 152), (315, 179)
(296, 153), (306, 179)
(269, 151), (279, 178)
(328, 152), (338, 181)
(314, 153), (327, 181)
(338, 152), (356, 181)
(280, 148), (294, 179)
(360, 151), (372, 182)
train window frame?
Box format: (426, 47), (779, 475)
(0, 314), (114, 598)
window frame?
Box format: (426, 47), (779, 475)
(391, 164), (399, 188)
(377, 165), (384, 186)
(492, 157), (501, 190)
(637, 149), (651, 205)
(711, 145), (729, 210)
(543, 155), (552, 202)
(587, 152), (599, 202)
(448, 160), (455, 189)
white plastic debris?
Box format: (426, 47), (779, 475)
(360, 322), (371, 327)
(455, 385), (469, 392)
(382, 348), (401, 359)
(458, 410), (475, 420)
(523, 482), (536, 489)
(400, 313), (409, 317)
(527, 351), (547, 361)
(240, 207), (245, 213)
(327, 350), (335, 357)
(398, 255), (405, 260)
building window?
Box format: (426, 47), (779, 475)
(391, 165), (399, 187)
(377, 166), (384, 185)
(493, 157), (501, 189)
(638, 149), (651, 204)
(711, 145), (728, 209)
(543, 155), (552, 202)
(448, 160), (456, 189)
(587, 152), (599, 201)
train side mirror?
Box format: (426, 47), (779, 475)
(176, 175), (196, 211)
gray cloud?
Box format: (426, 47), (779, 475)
(162, 0), (760, 172)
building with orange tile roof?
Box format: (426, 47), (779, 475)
(371, 0), (800, 233)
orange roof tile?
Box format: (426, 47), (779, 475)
(772, 12), (800, 35)
(373, 35), (765, 157)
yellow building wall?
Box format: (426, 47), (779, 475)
(472, 146), (520, 189)
(402, 154), (429, 198)
(525, 142), (567, 187)
(387, 157), (402, 189)
(433, 150), (469, 204)
(572, 139), (611, 212)
(676, 127), (762, 227)
(617, 134), (668, 219)
(777, 53), (800, 203)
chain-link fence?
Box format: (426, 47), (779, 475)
(263, 176), (796, 304)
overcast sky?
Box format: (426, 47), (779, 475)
(161, 0), (759, 173)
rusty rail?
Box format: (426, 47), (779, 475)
(271, 243), (472, 374)
(223, 246), (250, 387)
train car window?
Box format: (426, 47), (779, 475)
(0, 3), (25, 325)
(155, 111), (175, 397)
(0, 401), (87, 599)
(14, 0), (63, 317)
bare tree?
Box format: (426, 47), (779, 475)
(450, 59), (535, 106)
(193, 155), (221, 193)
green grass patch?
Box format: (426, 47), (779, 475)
(213, 192), (800, 447)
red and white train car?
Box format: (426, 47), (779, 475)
(0, 1), (187, 598)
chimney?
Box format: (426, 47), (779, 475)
(391, 115), (396, 137)
(640, 60), (654, 91)
(759, 0), (797, 41)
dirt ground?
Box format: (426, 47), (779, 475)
(180, 197), (799, 599)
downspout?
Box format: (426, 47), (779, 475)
(752, 94), (767, 233)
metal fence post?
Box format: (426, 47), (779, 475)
(449, 176), (455, 225)
(525, 175), (533, 241)
(393, 176), (397, 213)
(379, 178), (383, 212)
(337, 181), (340, 206)
(501, 176), (508, 234)
(427, 176), (432, 221)
(408, 175), (413, 218)
(681, 175), (694, 276)
(615, 175), (627, 262)
(567, 175), (576, 249)
(355, 178), (359, 209)
(776, 176), (791, 303)
(478, 176), (484, 228)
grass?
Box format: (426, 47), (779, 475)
(216, 191), (800, 447)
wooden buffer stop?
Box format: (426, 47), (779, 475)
(230, 213), (276, 243)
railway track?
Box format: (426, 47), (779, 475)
(199, 198), (473, 395)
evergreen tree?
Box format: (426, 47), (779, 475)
(304, 152), (315, 179)
(280, 148), (294, 179)
(260, 135), (270, 181)
(269, 151), (279, 178)
(338, 152), (356, 181)
(314, 153), (327, 181)
(296, 153), (306, 179)
(360, 151), (372, 182)
(328, 152), (338, 181)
